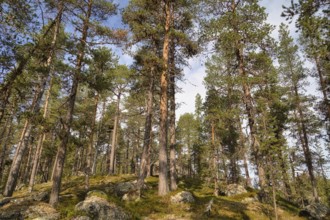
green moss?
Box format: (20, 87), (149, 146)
(7, 175), (308, 220)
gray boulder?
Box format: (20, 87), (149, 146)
(300, 203), (330, 220)
(75, 192), (130, 220)
(170, 191), (195, 203)
(23, 202), (60, 220)
(114, 182), (136, 197)
(225, 184), (247, 196)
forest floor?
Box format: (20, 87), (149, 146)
(1, 175), (307, 220)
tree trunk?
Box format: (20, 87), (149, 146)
(236, 46), (266, 189)
(239, 120), (252, 187)
(22, 138), (34, 184)
(85, 93), (99, 189)
(137, 69), (154, 194)
(212, 122), (219, 196)
(3, 73), (47, 197)
(28, 0), (63, 191)
(293, 96), (319, 202)
(314, 55), (330, 120)
(169, 58), (177, 191)
(0, 8), (63, 124)
(109, 93), (121, 175)
(49, 0), (92, 207)
(158, 0), (171, 196)
(0, 103), (15, 183)
(29, 77), (54, 192)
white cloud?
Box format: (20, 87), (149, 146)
(176, 56), (206, 118)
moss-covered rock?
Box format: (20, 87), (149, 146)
(75, 194), (130, 220)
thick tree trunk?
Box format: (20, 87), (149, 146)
(49, 0), (92, 207)
(109, 94), (121, 175)
(158, 0), (171, 196)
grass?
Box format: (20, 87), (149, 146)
(1, 175), (308, 220)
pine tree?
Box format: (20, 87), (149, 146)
(277, 23), (320, 202)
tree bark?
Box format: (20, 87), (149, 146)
(85, 93), (99, 189)
(109, 93), (121, 175)
(0, 108), (15, 184)
(169, 42), (177, 191)
(28, 77), (54, 192)
(3, 73), (47, 197)
(158, 0), (171, 196)
(49, 0), (92, 207)
(211, 122), (219, 196)
(137, 69), (154, 194)
(236, 46), (266, 189)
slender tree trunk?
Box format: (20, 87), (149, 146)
(0, 8), (62, 125)
(293, 97), (319, 202)
(314, 55), (330, 120)
(169, 61), (177, 191)
(85, 93), (99, 189)
(288, 151), (298, 197)
(211, 122), (219, 196)
(0, 104), (15, 183)
(3, 73), (47, 196)
(137, 70), (154, 193)
(28, 76), (54, 192)
(49, 0), (92, 207)
(239, 120), (252, 187)
(236, 46), (266, 189)
(22, 138), (34, 184)
(278, 147), (292, 198)
(158, 0), (171, 196)
(29, 0), (63, 192)
(270, 160), (278, 220)
(109, 93), (121, 175)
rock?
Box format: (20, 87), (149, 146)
(23, 202), (60, 220)
(300, 203), (330, 220)
(75, 195), (130, 220)
(122, 190), (140, 202)
(170, 191), (195, 203)
(32, 191), (49, 202)
(86, 190), (108, 199)
(114, 182), (136, 197)
(104, 185), (115, 194)
(0, 205), (24, 219)
(225, 184), (247, 196)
